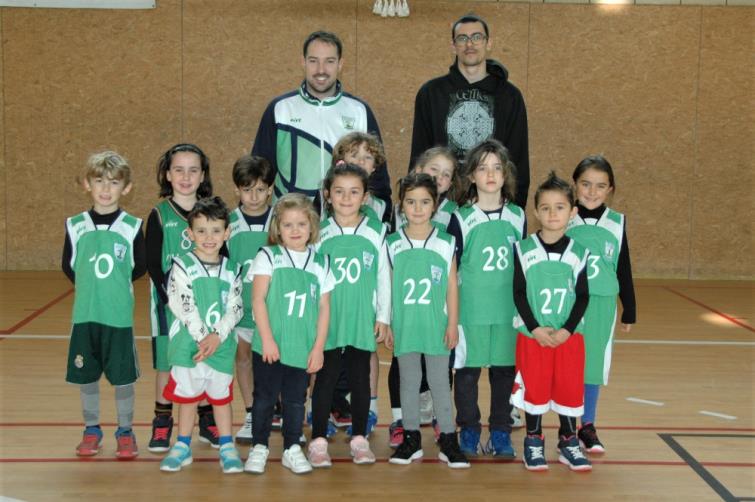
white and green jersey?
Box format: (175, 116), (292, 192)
(167, 253), (243, 375)
(566, 208), (623, 297)
(317, 215), (390, 351)
(513, 235), (589, 338)
(66, 210), (141, 328)
(228, 207), (272, 330)
(393, 197), (457, 233)
(251, 245), (333, 369)
(455, 202), (525, 325)
(361, 194), (388, 223)
(387, 228), (455, 357)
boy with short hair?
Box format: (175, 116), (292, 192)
(63, 150), (146, 459)
(159, 197), (245, 473)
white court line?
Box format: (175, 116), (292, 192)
(699, 410), (737, 420)
(626, 397), (665, 406)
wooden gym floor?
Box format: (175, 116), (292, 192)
(0, 272), (752, 501)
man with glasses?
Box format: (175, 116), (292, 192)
(409, 14), (529, 208)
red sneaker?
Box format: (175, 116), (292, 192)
(76, 432), (102, 457)
(115, 431), (139, 460)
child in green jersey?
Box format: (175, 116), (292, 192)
(159, 197), (244, 474)
(307, 163), (390, 467)
(227, 155), (275, 445)
(146, 143), (216, 452)
(447, 139), (525, 459)
(63, 151), (146, 459)
(567, 156), (636, 454)
(245, 194), (334, 475)
(386, 173), (469, 469)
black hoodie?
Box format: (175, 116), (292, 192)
(410, 59), (530, 208)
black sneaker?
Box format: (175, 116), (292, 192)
(438, 432), (471, 469)
(148, 415), (173, 453)
(198, 411), (219, 449)
(389, 429), (423, 465)
(578, 423), (605, 453)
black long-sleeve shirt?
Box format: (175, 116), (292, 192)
(62, 208), (146, 284)
(513, 233), (589, 335)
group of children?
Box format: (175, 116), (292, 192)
(63, 132), (635, 475)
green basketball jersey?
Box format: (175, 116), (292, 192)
(317, 215), (386, 351)
(566, 208), (623, 297)
(66, 211), (141, 328)
(251, 245), (330, 369)
(387, 228), (455, 357)
(393, 197), (458, 233)
(361, 194), (388, 223)
(167, 253), (240, 375)
(228, 207), (272, 329)
(513, 235), (589, 338)
(456, 202), (525, 325)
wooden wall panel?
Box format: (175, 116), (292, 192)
(0, 10), (6, 270)
(691, 7), (754, 279)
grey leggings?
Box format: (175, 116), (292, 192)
(398, 352), (454, 433)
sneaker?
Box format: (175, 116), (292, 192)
(198, 412), (220, 449)
(307, 411), (337, 438)
(438, 432), (471, 469)
(350, 435), (376, 465)
(219, 443), (243, 474)
(307, 437), (332, 468)
(160, 441), (193, 472)
(510, 407), (524, 428)
(389, 420), (404, 448)
(115, 428), (139, 460)
(578, 423), (605, 453)
(486, 430), (515, 459)
(523, 435), (548, 471)
(75, 427), (103, 457)
(148, 415), (173, 453)
(282, 444), (313, 474)
(346, 410), (379, 438)
(272, 401), (283, 429)
(389, 429), (423, 465)
(459, 427), (482, 457)
(558, 435), (592, 471)
(331, 409), (352, 428)
(235, 412), (253, 445)
(431, 418), (441, 443)
(244, 444), (269, 474)
(419, 390), (433, 425)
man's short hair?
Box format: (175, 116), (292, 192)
(451, 13), (490, 40)
(303, 31), (343, 59)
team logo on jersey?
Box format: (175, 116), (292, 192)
(604, 242), (615, 260)
(430, 265), (443, 285)
(74, 354), (84, 369)
(341, 115), (356, 130)
(113, 243), (127, 261)
(165, 221), (179, 228)
(310, 283), (318, 299)
(362, 251), (374, 271)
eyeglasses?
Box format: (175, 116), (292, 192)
(454, 32), (487, 45)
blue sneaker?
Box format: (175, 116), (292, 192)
(307, 411), (337, 438)
(558, 435), (592, 471)
(486, 430), (515, 459)
(346, 411), (378, 438)
(160, 441), (193, 472)
(459, 427), (482, 457)
(219, 443), (243, 474)
(523, 435), (548, 471)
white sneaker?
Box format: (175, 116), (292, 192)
(236, 412), (253, 444)
(307, 437), (332, 468)
(283, 444), (313, 474)
(350, 435), (376, 465)
(244, 444), (269, 474)
(419, 390), (434, 425)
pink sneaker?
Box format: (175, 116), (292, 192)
(307, 437), (332, 468)
(350, 435), (376, 465)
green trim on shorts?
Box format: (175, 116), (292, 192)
(66, 322), (139, 386)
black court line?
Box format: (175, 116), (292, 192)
(659, 433), (755, 502)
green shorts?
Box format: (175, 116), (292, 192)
(582, 295), (618, 386)
(66, 322), (140, 386)
(455, 323), (516, 368)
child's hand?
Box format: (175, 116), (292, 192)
(551, 328), (571, 346)
(194, 332), (221, 362)
(621, 323), (632, 333)
(262, 340), (280, 364)
(306, 348), (324, 374)
(384, 326), (394, 350)
(374, 322), (389, 343)
(532, 327), (556, 348)
(444, 324), (459, 350)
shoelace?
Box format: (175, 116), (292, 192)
(527, 445), (545, 460)
(206, 425), (219, 438)
(153, 427), (169, 440)
(565, 446), (586, 460)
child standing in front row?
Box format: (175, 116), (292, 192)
(63, 151), (145, 459)
(146, 143), (216, 452)
(386, 173), (469, 469)
(307, 163), (390, 467)
(227, 155), (275, 444)
(245, 194), (334, 475)
(447, 139), (525, 459)
(567, 155), (636, 453)
(511, 172), (592, 472)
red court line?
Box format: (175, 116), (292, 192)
(663, 286), (754, 333)
(0, 288), (74, 335)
